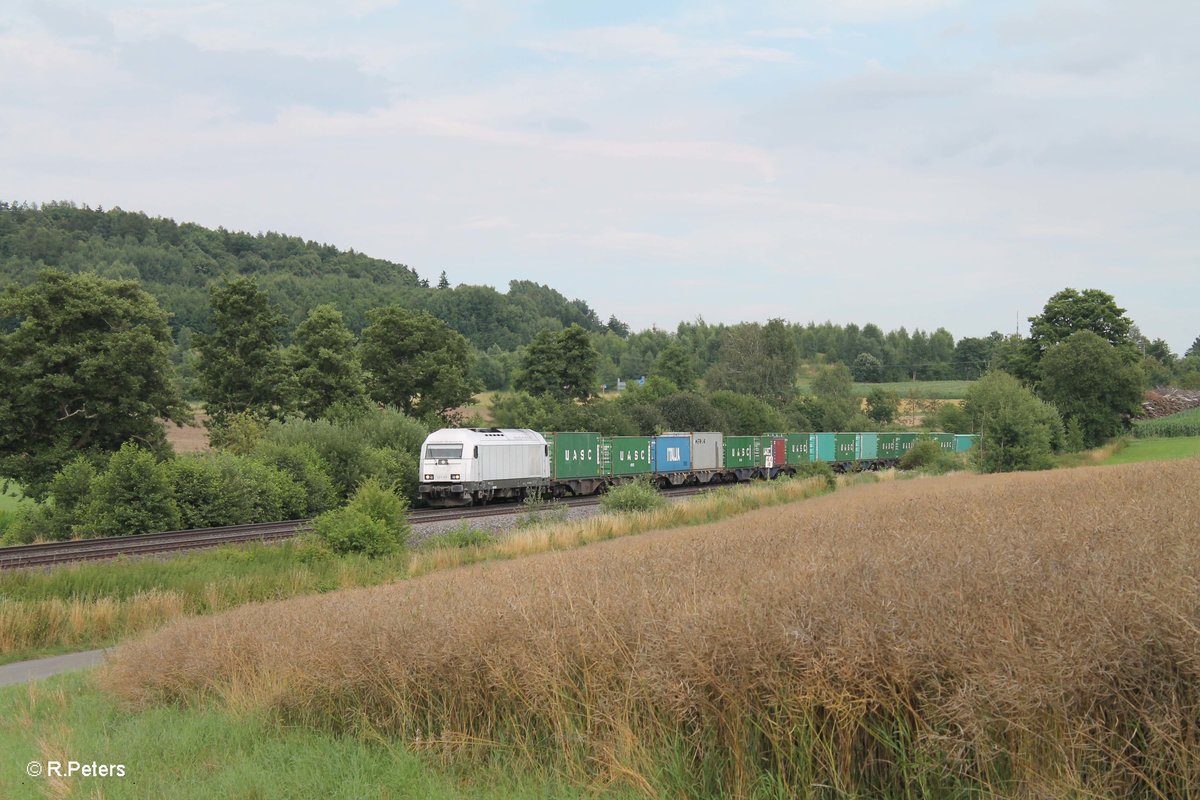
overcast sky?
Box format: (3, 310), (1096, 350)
(4, 1), (1197, 351)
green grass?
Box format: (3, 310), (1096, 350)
(0, 541), (410, 661)
(795, 379), (974, 399)
(0, 673), (618, 800)
(1099, 436), (1200, 465)
(0, 540), (404, 604)
(1133, 406), (1200, 438)
(0, 485), (30, 514)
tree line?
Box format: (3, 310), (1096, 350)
(3, 203), (1199, 544)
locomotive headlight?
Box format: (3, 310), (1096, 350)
(450, 473), (461, 480)
(424, 474), (433, 480)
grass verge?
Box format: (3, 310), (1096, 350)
(0, 673), (617, 800)
(0, 542), (408, 661)
(1099, 435), (1200, 465)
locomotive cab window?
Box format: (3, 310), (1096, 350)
(425, 444), (463, 459)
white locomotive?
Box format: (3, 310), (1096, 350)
(418, 428), (550, 506)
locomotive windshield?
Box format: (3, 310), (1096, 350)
(425, 444), (463, 459)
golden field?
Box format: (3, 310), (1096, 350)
(104, 461), (1200, 798)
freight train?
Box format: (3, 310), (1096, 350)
(418, 428), (979, 507)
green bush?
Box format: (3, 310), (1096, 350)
(932, 403), (972, 434)
(262, 407), (427, 501)
(311, 508), (395, 557)
(898, 439), (960, 474)
(964, 371), (1062, 473)
(361, 447), (419, 506)
(168, 453), (308, 529)
(206, 411), (267, 454)
(600, 478), (665, 514)
(792, 461), (837, 491)
(707, 390), (786, 435)
(250, 442), (338, 516)
(865, 388), (900, 424)
(7, 458), (100, 541)
(3, 506), (56, 544)
(343, 478), (411, 549)
(78, 443), (180, 537)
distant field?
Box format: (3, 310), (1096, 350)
(1133, 406), (1200, 438)
(796, 379), (974, 399)
(0, 486), (29, 514)
(1101, 436), (1200, 465)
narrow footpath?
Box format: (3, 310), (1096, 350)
(0, 650), (107, 687)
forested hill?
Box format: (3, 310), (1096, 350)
(0, 202), (611, 349)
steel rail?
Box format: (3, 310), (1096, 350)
(0, 486), (712, 570)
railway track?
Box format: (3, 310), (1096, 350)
(0, 487), (711, 570)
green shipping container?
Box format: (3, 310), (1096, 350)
(954, 434), (979, 453)
(930, 432), (956, 452)
(814, 432), (836, 462)
(724, 435), (762, 469)
(834, 433), (859, 461)
(876, 433), (900, 459)
(785, 433), (812, 464)
(549, 432), (605, 480)
(860, 432), (878, 459)
(607, 436), (653, 476)
(896, 433), (919, 455)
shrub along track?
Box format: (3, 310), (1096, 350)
(0, 488), (710, 570)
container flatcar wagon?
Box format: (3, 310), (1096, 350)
(418, 429), (981, 507)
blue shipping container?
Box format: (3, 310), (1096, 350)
(653, 435), (692, 473)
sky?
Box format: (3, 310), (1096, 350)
(3, 1), (1198, 352)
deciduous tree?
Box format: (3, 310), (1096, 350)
(513, 324), (600, 401)
(1020, 288), (1137, 380)
(810, 364), (859, 430)
(652, 342), (699, 391)
(705, 319), (799, 405)
(865, 388), (900, 424)
(360, 305), (480, 419)
(0, 271), (187, 498)
(290, 304), (368, 419)
(1038, 331), (1144, 448)
(196, 277), (290, 424)
(963, 372), (1062, 472)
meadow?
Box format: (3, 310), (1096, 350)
(794, 379), (974, 399)
(102, 460), (1200, 798)
(0, 486), (29, 514)
(0, 543), (408, 664)
(0, 673), (610, 800)
(1100, 435), (1200, 465)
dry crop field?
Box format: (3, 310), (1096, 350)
(105, 461), (1200, 798)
